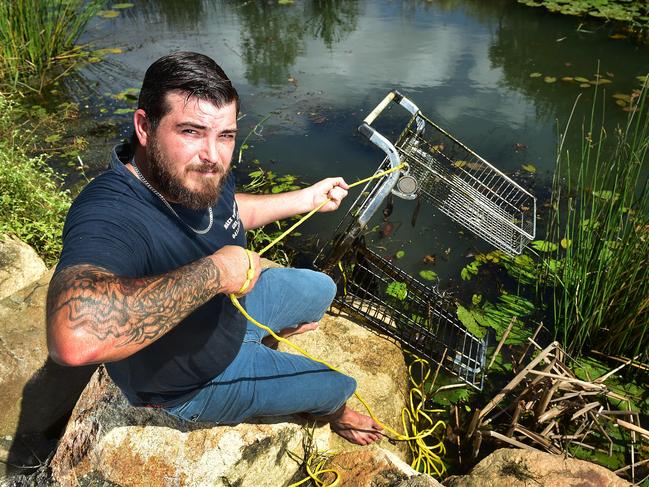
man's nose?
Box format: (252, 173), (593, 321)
(200, 137), (221, 164)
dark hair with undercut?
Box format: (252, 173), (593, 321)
(130, 51), (239, 149)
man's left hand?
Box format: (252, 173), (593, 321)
(305, 177), (349, 213)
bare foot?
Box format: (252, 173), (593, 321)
(261, 321), (319, 347)
(326, 405), (383, 446)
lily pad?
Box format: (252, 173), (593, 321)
(613, 93), (631, 101)
(531, 240), (558, 252)
(386, 281), (408, 301)
(114, 107), (134, 115)
(560, 238), (571, 249)
(395, 250), (405, 259)
(615, 99), (627, 107)
(544, 76), (557, 83)
(561, 76), (574, 82)
(574, 76), (590, 83)
(418, 270), (438, 281)
(529, 72), (543, 78)
(521, 163), (537, 173)
(98, 9), (120, 18)
(457, 305), (486, 339)
(579, 83), (591, 88)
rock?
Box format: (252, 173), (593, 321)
(0, 270), (96, 478)
(47, 312), (412, 486)
(329, 448), (444, 486)
(278, 312), (409, 459)
(0, 235), (47, 301)
(447, 448), (631, 487)
(50, 366), (331, 487)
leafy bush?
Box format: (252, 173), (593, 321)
(0, 94), (71, 265)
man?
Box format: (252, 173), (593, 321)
(46, 51), (382, 445)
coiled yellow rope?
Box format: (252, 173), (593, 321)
(228, 163), (447, 485)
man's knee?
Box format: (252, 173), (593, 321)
(311, 270), (336, 305)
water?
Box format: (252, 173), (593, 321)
(60, 0), (647, 282)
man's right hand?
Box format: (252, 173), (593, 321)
(212, 245), (262, 295)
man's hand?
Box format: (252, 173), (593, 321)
(304, 177), (349, 213)
(211, 245), (262, 295)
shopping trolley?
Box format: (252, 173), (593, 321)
(315, 91), (537, 390)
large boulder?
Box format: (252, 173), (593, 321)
(0, 236), (47, 301)
(0, 270), (96, 479)
(446, 448), (631, 487)
(47, 312), (413, 486)
(50, 366), (331, 487)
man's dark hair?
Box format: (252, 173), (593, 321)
(130, 51), (239, 149)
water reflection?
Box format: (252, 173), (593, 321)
(231, 0), (360, 85)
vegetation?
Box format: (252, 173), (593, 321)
(0, 0), (104, 92)
(544, 86), (648, 359)
(0, 94), (72, 265)
(518, 0), (649, 40)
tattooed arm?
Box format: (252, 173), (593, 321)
(46, 245), (261, 366)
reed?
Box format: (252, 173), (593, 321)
(0, 0), (103, 92)
(544, 86), (649, 360)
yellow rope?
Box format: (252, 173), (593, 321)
(228, 162), (446, 485)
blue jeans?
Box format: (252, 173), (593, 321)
(164, 268), (357, 424)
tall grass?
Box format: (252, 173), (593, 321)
(0, 0), (103, 91)
(0, 94), (71, 265)
(545, 87), (649, 360)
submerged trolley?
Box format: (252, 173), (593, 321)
(316, 91), (537, 390)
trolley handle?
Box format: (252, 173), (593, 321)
(362, 90), (419, 126)
(358, 90), (421, 171)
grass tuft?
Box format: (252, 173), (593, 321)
(0, 0), (104, 92)
(543, 84), (649, 359)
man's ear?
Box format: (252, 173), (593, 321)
(133, 109), (150, 147)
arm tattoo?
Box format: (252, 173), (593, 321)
(46, 259), (222, 349)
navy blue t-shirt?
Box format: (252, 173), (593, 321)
(56, 144), (247, 407)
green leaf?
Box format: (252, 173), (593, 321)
(386, 281), (408, 301)
(44, 134), (61, 143)
(112, 3), (134, 8)
(418, 270), (437, 281)
(521, 163), (537, 173)
(529, 72), (542, 78)
(560, 237), (571, 249)
(531, 240), (558, 252)
(113, 108), (134, 115)
(471, 294), (482, 306)
(574, 76), (590, 83)
(457, 305), (486, 339)
(98, 9), (120, 18)
(460, 267), (472, 281)
(544, 76), (557, 83)
(248, 170), (263, 177)
(592, 190), (619, 201)
(395, 250), (405, 259)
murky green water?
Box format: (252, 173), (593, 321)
(65, 0), (647, 280)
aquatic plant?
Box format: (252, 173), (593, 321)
(544, 85), (648, 359)
(0, 0), (104, 91)
(0, 94), (71, 265)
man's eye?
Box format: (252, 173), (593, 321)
(183, 129), (197, 135)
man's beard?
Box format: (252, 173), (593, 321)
(147, 135), (229, 210)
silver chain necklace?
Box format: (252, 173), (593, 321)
(131, 161), (213, 235)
